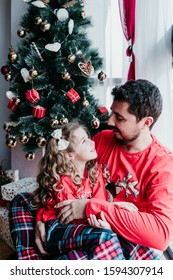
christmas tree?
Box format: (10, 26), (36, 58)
(1, 0), (109, 160)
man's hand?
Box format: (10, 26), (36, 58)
(88, 211), (112, 230)
(35, 221), (48, 255)
(55, 199), (88, 224)
(113, 201), (138, 212)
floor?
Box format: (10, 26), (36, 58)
(0, 238), (14, 260)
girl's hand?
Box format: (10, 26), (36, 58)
(88, 211), (111, 230)
(113, 201), (138, 212)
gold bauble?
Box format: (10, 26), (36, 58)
(67, 54), (76, 63)
(19, 135), (29, 144)
(25, 152), (35, 160)
(17, 28), (26, 38)
(4, 73), (11, 81)
(40, 20), (51, 32)
(82, 99), (89, 107)
(60, 116), (68, 125)
(91, 117), (100, 129)
(35, 16), (42, 25)
(14, 98), (20, 105)
(61, 71), (71, 80)
(8, 47), (17, 63)
(98, 71), (107, 81)
(36, 136), (47, 147)
(29, 68), (38, 78)
(50, 119), (59, 128)
(6, 137), (17, 148)
(3, 122), (11, 133)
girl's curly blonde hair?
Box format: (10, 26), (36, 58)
(32, 121), (99, 208)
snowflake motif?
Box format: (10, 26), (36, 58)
(115, 172), (139, 198)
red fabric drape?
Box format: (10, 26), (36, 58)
(118, 0), (136, 80)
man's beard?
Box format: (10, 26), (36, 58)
(113, 129), (139, 145)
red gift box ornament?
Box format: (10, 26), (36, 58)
(7, 97), (19, 111)
(66, 88), (80, 103)
(26, 88), (40, 103)
(98, 107), (108, 114)
(32, 105), (46, 118)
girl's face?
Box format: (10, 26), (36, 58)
(70, 127), (97, 163)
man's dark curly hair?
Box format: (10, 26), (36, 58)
(111, 79), (163, 129)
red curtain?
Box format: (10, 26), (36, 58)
(118, 0), (136, 80)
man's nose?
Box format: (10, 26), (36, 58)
(108, 115), (115, 126)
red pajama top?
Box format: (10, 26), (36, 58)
(36, 169), (107, 224)
(85, 130), (173, 250)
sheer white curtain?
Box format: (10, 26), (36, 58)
(135, 0), (173, 150)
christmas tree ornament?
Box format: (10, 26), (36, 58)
(61, 70), (71, 80)
(56, 8), (69, 22)
(31, 42), (44, 61)
(45, 42), (61, 52)
(29, 68), (38, 78)
(6, 90), (16, 100)
(19, 134), (29, 144)
(32, 105), (46, 118)
(91, 117), (100, 129)
(3, 122), (12, 133)
(68, 19), (74, 34)
(42, 0), (50, 4)
(26, 89), (40, 103)
(25, 152), (35, 160)
(98, 106), (108, 114)
(98, 71), (107, 81)
(6, 137), (17, 148)
(80, 1), (85, 7)
(78, 59), (94, 77)
(36, 136), (47, 147)
(20, 68), (31, 83)
(4, 73), (12, 81)
(40, 20), (51, 32)
(1, 65), (10, 75)
(14, 97), (21, 105)
(17, 28), (26, 38)
(50, 119), (59, 128)
(7, 97), (19, 111)
(62, 0), (78, 8)
(31, 1), (46, 8)
(82, 99), (89, 107)
(8, 46), (17, 63)
(60, 116), (68, 125)
(87, 86), (93, 95)
(67, 54), (76, 63)
(66, 88), (80, 103)
(35, 16), (42, 25)
(81, 10), (86, 18)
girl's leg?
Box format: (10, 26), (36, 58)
(45, 220), (125, 260)
(9, 192), (44, 260)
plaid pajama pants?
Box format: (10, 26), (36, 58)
(9, 193), (162, 260)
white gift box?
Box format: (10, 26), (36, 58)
(0, 206), (14, 249)
(1, 177), (38, 201)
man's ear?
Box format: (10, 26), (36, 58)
(144, 116), (153, 128)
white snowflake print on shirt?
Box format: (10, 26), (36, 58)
(115, 172), (139, 198)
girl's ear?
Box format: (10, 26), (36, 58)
(67, 151), (75, 160)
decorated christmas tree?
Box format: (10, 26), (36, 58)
(1, 0), (109, 160)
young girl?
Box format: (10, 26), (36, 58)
(33, 121), (137, 259)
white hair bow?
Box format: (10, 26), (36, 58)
(51, 129), (69, 151)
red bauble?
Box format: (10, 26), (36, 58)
(1, 65), (10, 75)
